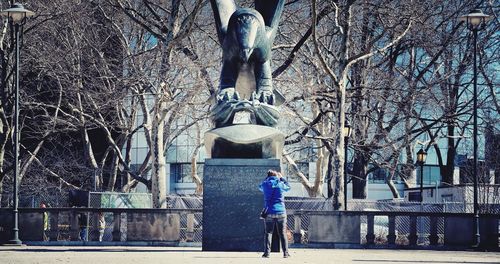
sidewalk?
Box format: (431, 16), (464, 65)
(0, 246), (499, 264)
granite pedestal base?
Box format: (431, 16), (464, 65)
(202, 158), (280, 252)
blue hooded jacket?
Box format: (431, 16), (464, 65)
(259, 176), (290, 215)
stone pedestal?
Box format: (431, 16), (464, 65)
(204, 124), (284, 159)
(202, 158), (280, 251)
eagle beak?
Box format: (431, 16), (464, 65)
(241, 48), (252, 62)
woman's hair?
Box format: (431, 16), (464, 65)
(267, 170), (278, 177)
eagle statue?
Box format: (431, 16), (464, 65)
(210, 0), (285, 128)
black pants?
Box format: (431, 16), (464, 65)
(263, 216), (288, 254)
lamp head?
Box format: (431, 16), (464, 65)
(1, 3), (35, 24)
(459, 9), (491, 30)
(416, 148), (427, 165)
(343, 119), (352, 138)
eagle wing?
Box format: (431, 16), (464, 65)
(210, 0), (237, 44)
(255, 0), (285, 42)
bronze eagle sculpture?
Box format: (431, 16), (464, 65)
(210, 0), (285, 128)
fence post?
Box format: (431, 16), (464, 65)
(48, 211), (59, 241)
(186, 213), (195, 242)
(112, 212), (121, 242)
(293, 213), (302, 244)
(387, 215), (396, 245)
(429, 216), (439, 246)
(366, 214), (375, 245)
(409, 216), (418, 246)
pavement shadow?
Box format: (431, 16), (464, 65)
(353, 260), (500, 264)
(0, 248), (201, 253)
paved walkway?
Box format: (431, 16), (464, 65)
(0, 246), (499, 264)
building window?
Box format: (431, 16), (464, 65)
(368, 168), (387, 183)
(171, 163), (203, 183)
(417, 165), (441, 185)
(408, 192), (421, 202)
(441, 194), (453, 202)
(367, 166), (405, 184)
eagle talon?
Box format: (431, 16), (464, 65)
(217, 88), (237, 103)
(255, 91), (274, 105)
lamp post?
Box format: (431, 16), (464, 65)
(416, 148), (427, 204)
(0, 3), (35, 245)
(459, 9), (491, 247)
(415, 148), (427, 245)
(343, 119), (352, 211)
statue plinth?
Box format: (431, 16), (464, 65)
(203, 158), (281, 251)
(204, 124), (284, 159)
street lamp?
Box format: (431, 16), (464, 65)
(416, 148), (427, 203)
(343, 119), (352, 211)
(0, 3), (35, 245)
(459, 8), (491, 247)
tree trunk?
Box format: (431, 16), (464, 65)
(283, 154), (321, 197)
(107, 153), (120, 192)
(333, 106), (345, 209)
(401, 163), (417, 188)
(82, 129), (99, 189)
(387, 180), (400, 198)
(0, 112), (8, 188)
(352, 152), (368, 199)
(0, 181), (3, 208)
(442, 124), (456, 185)
(190, 124), (203, 195)
(151, 119), (167, 208)
(191, 151), (203, 195)
(326, 152), (334, 198)
(386, 155), (401, 199)
(122, 135), (133, 191)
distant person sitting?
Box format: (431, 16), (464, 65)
(98, 212), (106, 242)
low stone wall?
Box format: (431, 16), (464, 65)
(1, 208), (498, 250)
(308, 213), (360, 245)
(0, 208), (197, 244)
(127, 212), (180, 241)
(445, 216), (498, 248)
(0, 211), (43, 242)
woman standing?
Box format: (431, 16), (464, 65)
(259, 169), (291, 258)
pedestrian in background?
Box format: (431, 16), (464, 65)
(78, 212), (88, 241)
(40, 202), (49, 241)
